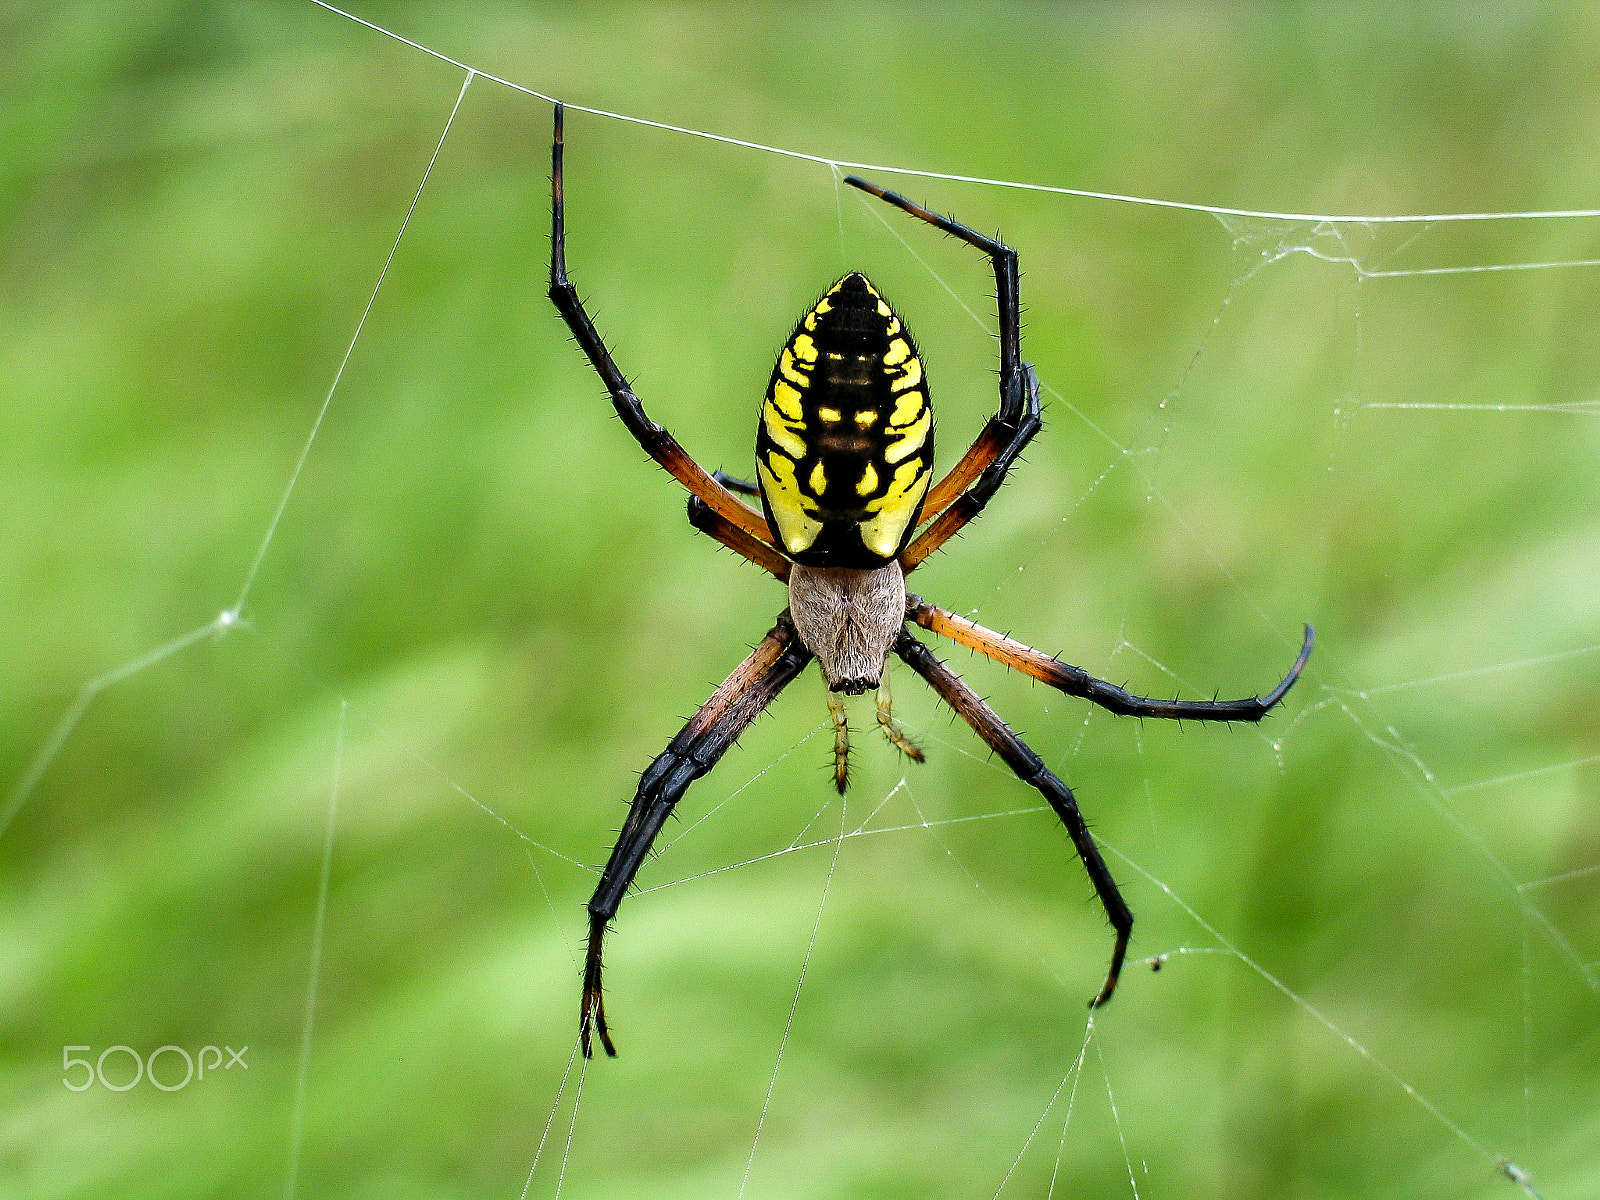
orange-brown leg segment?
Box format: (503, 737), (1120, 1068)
(549, 103), (778, 552)
(582, 616), (813, 1057)
(907, 598), (1314, 721)
(899, 364), (1041, 572)
(894, 630), (1131, 1008)
(687, 495), (792, 581)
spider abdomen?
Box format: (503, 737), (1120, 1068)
(756, 273), (934, 569)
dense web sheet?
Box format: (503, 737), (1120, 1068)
(7, 5), (1600, 1199)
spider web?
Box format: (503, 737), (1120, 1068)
(4, 4), (1599, 1199)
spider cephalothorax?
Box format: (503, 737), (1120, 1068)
(546, 103), (1313, 1059)
(787, 561), (905, 694)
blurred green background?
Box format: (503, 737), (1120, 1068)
(4, 2), (1600, 1197)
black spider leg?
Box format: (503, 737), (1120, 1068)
(895, 629), (1132, 1008)
(843, 177), (1042, 569)
(900, 366), (1042, 571)
(711, 469), (760, 498)
(582, 616), (813, 1057)
(547, 103), (777, 551)
(908, 598), (1315, 722)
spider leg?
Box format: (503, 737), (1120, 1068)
(899, 366), (1041, 571)
(687, 495), (792, 581)
(908, 598), (1314, 721)
(895, 629), (1131, 1008)
(548, 103), (778, 552)
(582, 615), (812, 1057)
(843, 177), (1042, 570)
(712, 470), (761, 498)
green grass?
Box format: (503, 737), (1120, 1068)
(4, 2), (1600, 1197)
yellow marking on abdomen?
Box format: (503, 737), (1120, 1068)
(771, 380), (804, 419)
(889, 387), (925, 428)
(884, 407), (931, 463)
(859, 460), (930, 559)
(890, 357), (923, 392)
(779, 348), (809, 387)
(891, 458), (924, 489)
(883, 338), (911, 367)
(854, 410), (878, 428)
(763, 401), (807, 458)
(809, 461), (828, 494)
(759, 458), (824, 554)
(818, 406), (842, 423)
(857, 463), (879, 496)
(791, 334), (819, 362)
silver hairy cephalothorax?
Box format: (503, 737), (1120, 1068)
(787, 562), (907, 694)
(548, 100), (1314, 1058)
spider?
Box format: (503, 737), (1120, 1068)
(546, 104), (1313, 1058)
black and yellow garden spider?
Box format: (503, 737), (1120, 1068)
(547, 104), (1313, 1058)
